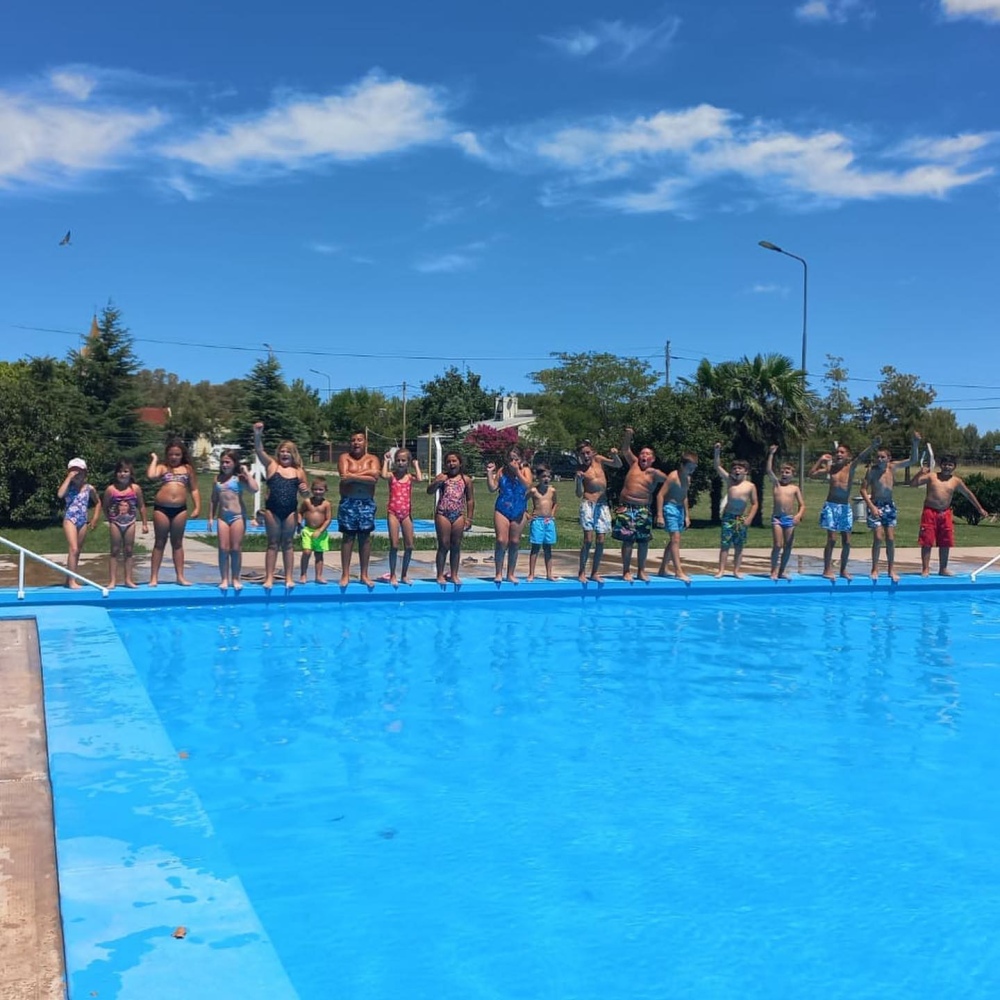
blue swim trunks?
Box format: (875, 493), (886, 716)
(338, 496), (376, 534)
(820, 501), (853, 533)
(866, 500), (897, 530)
(720, 513), (747, 550)
(663, 500), (686, 534)
(530, 516), (557, 545)
(772, 513), (796, 530)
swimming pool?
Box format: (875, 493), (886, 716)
(35, 587), (1000, 998)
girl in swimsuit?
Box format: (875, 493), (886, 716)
(99, 459), (148, 589)
(486, 447), (533, 584)
(147, 438), (200, 586)
(208, 450), (259, 592)
(253, 422), (308, 590)
(427, 451), (475, 587)
(381, 448), (423, 586)
(58, 458), (100, 589)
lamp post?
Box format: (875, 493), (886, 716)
(310, 368), (334, 463)
(758, 240), (808, 491)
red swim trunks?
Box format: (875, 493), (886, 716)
(918, 506), (954, 548)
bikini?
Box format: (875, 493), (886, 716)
(155, 468), (190, 520)
(213, 477), (246, 526)
(267, 472), (301, 521)
(436, 476), (467, 523)
(387, 476), (412, 519)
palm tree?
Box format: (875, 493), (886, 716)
(684, 353), (813, 524)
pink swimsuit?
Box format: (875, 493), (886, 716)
(387, 476), (412, 519)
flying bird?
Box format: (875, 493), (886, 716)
(58, 231), (71, 246)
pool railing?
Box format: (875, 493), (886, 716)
(0, 535), (109, 600)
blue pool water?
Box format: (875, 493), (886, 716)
(41, 589), (1000, 997)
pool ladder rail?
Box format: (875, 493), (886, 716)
(971, 550), (1000, 583)
(0, 535), (109, 600)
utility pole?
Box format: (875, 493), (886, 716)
(401, 381), (407, 446)
(665, 340), (671, 386)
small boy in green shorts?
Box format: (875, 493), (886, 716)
(299, 477), (332, 583)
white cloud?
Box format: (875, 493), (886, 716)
(794, 0), (873, 23)
(748, 283), (788, 295)
(892, 132), (997, 162)
(163, 73), (451, 173)
(940, 0), (1000, 22)
(308, 241), (341, 255)
(599, 177), (690, 214)
(50, 71), (97, 101)
(542, 14), (681, 64)
(159, 174), (202, 201)
(414, 252), (477, 274)
(0, 91), (166, 187)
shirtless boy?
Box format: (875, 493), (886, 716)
(859, 431), (920, 582)
(527, 463), (559, 582)
(337, 431), (381, 587)
(809, 439), (877, 581)
(911, 453), (988, 576)
(613, 428), (668, 583)
(299, 477), (332, 584)
(656, 452), (698, 583)
(766, 446), (805, 580)
(574, 439), (622, 583)
(712, 444), (759, 579)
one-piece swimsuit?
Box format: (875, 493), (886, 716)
(436, 476), (466, 523)
(64, 485), (92, 528)
(108, 487), (138, 529)
(495, 471), (527, 521)
(387, 476), (412, 519)
(267, 472), (301, 520)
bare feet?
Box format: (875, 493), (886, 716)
(299, 575), (308, 584)
(822, 571), (836, 582)
(733, 571), (745, 580)
(870, 570), (879, 581)
(939, 568), (955, 577)
(263, 577), (274, 590)
(677, 572), (692, 584)
(546, 574), (560, 582)
(436, 575), (448, 586)
(219, 580), (229, 592)
(506, 574), (519, 585)
(177, 577), (192, 587)
(285, 580), (295, 590)
(233, 579), (243, 591)
(889, 570), (900, 583)
(108, 581), (117, 591)
(494, 574), (503, 584)
(67, 580), (81, 590)
(920, 568), (930, 577)
(779, 572), (791, 581)
(840, 570), (852, 581)
(578, 571), (588, 584)
(527, 574), (535, 582)
(770, 571), (779, 581)
(124, 580), (138, 589)
(361, 576), (375, 589)
(451, 575), (462, 587)
(713, 570), (724, 579)
(389, 575), (398, 587)
(637, 571), (650, 583)
(623, 572), (633, 583)
(340, 574), (350, 587)
(315, 577), (327, 585)
(589, 573), (604, 584)
(400, 576), (413, 586)
(656, 568), (671, 578)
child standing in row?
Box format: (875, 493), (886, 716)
(148, 439), (200, 587)
(574, 440), (621, 584)
(100, 459), (149, 589)
(614, 428), (667, 583)
(912, 453), (989, 577)
(299, 477), (332, 585)
(58, 458), (99, 589)
(429, 451), (475, 587)
(859, 432), (920, 582)
(527, 463), (558, 582)
(656, 452), (698, 584)
(712, 445), (758, 579)
(487, 447), (532, 584)
(253, 422), (308, 590)
(382, 449), (423, 586)
(766, 446), (805, 580)
(208, 451), (258, 591)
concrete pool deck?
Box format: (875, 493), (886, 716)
(2, 547), (998, 997)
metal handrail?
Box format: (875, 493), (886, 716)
(0, 535), (109, 600)
(971, 552), (1000, 583)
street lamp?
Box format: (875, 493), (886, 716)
(758, 240), (808, 491)
(309, 368), (332, 398)
(263, 342), (276, 361)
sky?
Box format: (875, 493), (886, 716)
(2, 0), (998, 431)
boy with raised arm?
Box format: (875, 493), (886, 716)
(712, 444), (758, 579)
(859, 431), (920, 582)
(911, 453), (989, 577)
(809, 438), (877, 581)
(613, 427), (668, 583)
(766, 446), (805, 580)
(574, 439), (622, 583)
(655, 451), (698, 583)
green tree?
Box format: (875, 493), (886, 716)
(235, 358), (306, 454)
(684, 353), (813, 525)
(0, 359), (93, 524)
(869, 366), (935, 456)
(529, 352), (658, 448)
(415, 367), (495, 436)
(70, 303), (142, 458)
(325, 388), (393, 443)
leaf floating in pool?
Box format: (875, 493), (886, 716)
(378, 828), (397, 840)
(178, 751), (189, 759)
(172, 926), (187, 939)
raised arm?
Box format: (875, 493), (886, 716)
(712, 442), (728, 480)
(850, 437), (879, 475)
(897, 431), (921, 470)
(601, 448), (623, 470)
(239, 464), (259, 493)
(411, 459), (423, 483)
(808, 454), (832, 480)
(252, 423), (272, 470)
(485, 462), (499, 493)
(146, 452), (162, 480)
(620, 427), (636, 465)
(427, 473), (445, 495)
(381, 452), (394, 481)
(765, 444), (779, 485)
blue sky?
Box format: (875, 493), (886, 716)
(2, 0), (998, 429)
